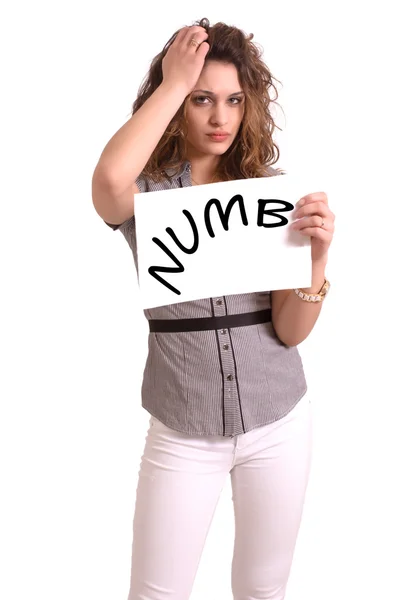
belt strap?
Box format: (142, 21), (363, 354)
(148, 308), (272, 333)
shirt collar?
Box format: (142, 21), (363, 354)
(164, 160), (191, 180)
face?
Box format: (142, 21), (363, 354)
(184, 61), (245, 158)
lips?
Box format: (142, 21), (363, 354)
(207, 133), (229, 141)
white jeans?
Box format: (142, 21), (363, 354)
(127, 394), (313, 600)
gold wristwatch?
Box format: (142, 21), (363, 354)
(294, 278), (330, 303)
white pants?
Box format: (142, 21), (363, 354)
(127, 394), (313, 600)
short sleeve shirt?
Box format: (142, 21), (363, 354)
(104, 160), (307, 437)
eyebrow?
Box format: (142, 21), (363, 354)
(192, 89), (245, 96)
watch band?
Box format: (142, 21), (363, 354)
(294, 278), (330, 303)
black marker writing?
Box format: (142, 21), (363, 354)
(165, 209), (199, 254)
(204, 194), (248, 238)
(257, 199), (294, 227)
(148, 209), (199, 296)
(148, 195), (295, 296)
(148, 238), (185, 296)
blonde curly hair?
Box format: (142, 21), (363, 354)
(131, 17), (285, 182)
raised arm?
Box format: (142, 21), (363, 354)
(92, 25), (209, 226)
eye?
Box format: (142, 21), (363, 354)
(194, 96), (210, 104)
(229, 97), (243, 105)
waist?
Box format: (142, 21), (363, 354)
(148, 308), (272, 333)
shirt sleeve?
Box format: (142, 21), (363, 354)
(265, 165), (286, 176)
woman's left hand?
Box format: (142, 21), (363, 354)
(290, 192), (335, 263)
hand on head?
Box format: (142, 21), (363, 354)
(161, 26), (210, 96)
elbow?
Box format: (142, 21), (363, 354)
(280, 338), (301, 348)
(272, 321), (293, 347)
(274, 328), (304, 347)
(274, 328), (293, 347)
(280, 338), (298, 348)
(272, 317), (307, 347)
(92, 163), (115, 190)
(280, 334), (309, 347)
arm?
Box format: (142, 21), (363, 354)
(93, 81), (189, 196)
(92, 25), (209, 225)
(271, 259), (327, 347)
(92, 25), (209, 197)
(92, 82), (189, 226)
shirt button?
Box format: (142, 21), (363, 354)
(220, 329), (227, 335)
(227, 374), (233, 381)
(223, 344), (229, 350)
(216, 299), (222, 306)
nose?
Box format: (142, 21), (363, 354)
(210, 102), (229, 127)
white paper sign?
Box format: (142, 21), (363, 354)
(134, 174), (314, 309)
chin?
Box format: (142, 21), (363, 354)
(204, 143), (232, 155)
(211, 147), (228, 155)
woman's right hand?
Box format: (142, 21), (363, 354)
(161, 26), (210, 96)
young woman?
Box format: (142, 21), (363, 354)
(92, 17), (335, 600)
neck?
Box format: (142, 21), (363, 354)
(187, 156), (221, 185)
(186, 143), (222, 185)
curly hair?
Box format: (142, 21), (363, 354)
(131, 17), (285, 183)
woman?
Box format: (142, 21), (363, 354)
(92, 17), (335, 600)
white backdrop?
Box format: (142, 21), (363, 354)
(1, 1), (399, 599)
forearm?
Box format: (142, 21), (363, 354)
(94, 81), (189, 195)
(274, 260), (328, 347)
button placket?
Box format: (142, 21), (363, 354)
(156, 165), (246, 438)
(213, 297), (225, 317)
(211, 297), (242, 435)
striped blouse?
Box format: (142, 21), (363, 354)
(104, 160), (307, 437)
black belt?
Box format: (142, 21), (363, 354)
(148, 308), (272, 333)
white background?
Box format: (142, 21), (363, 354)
(1, 1), (399, 599)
